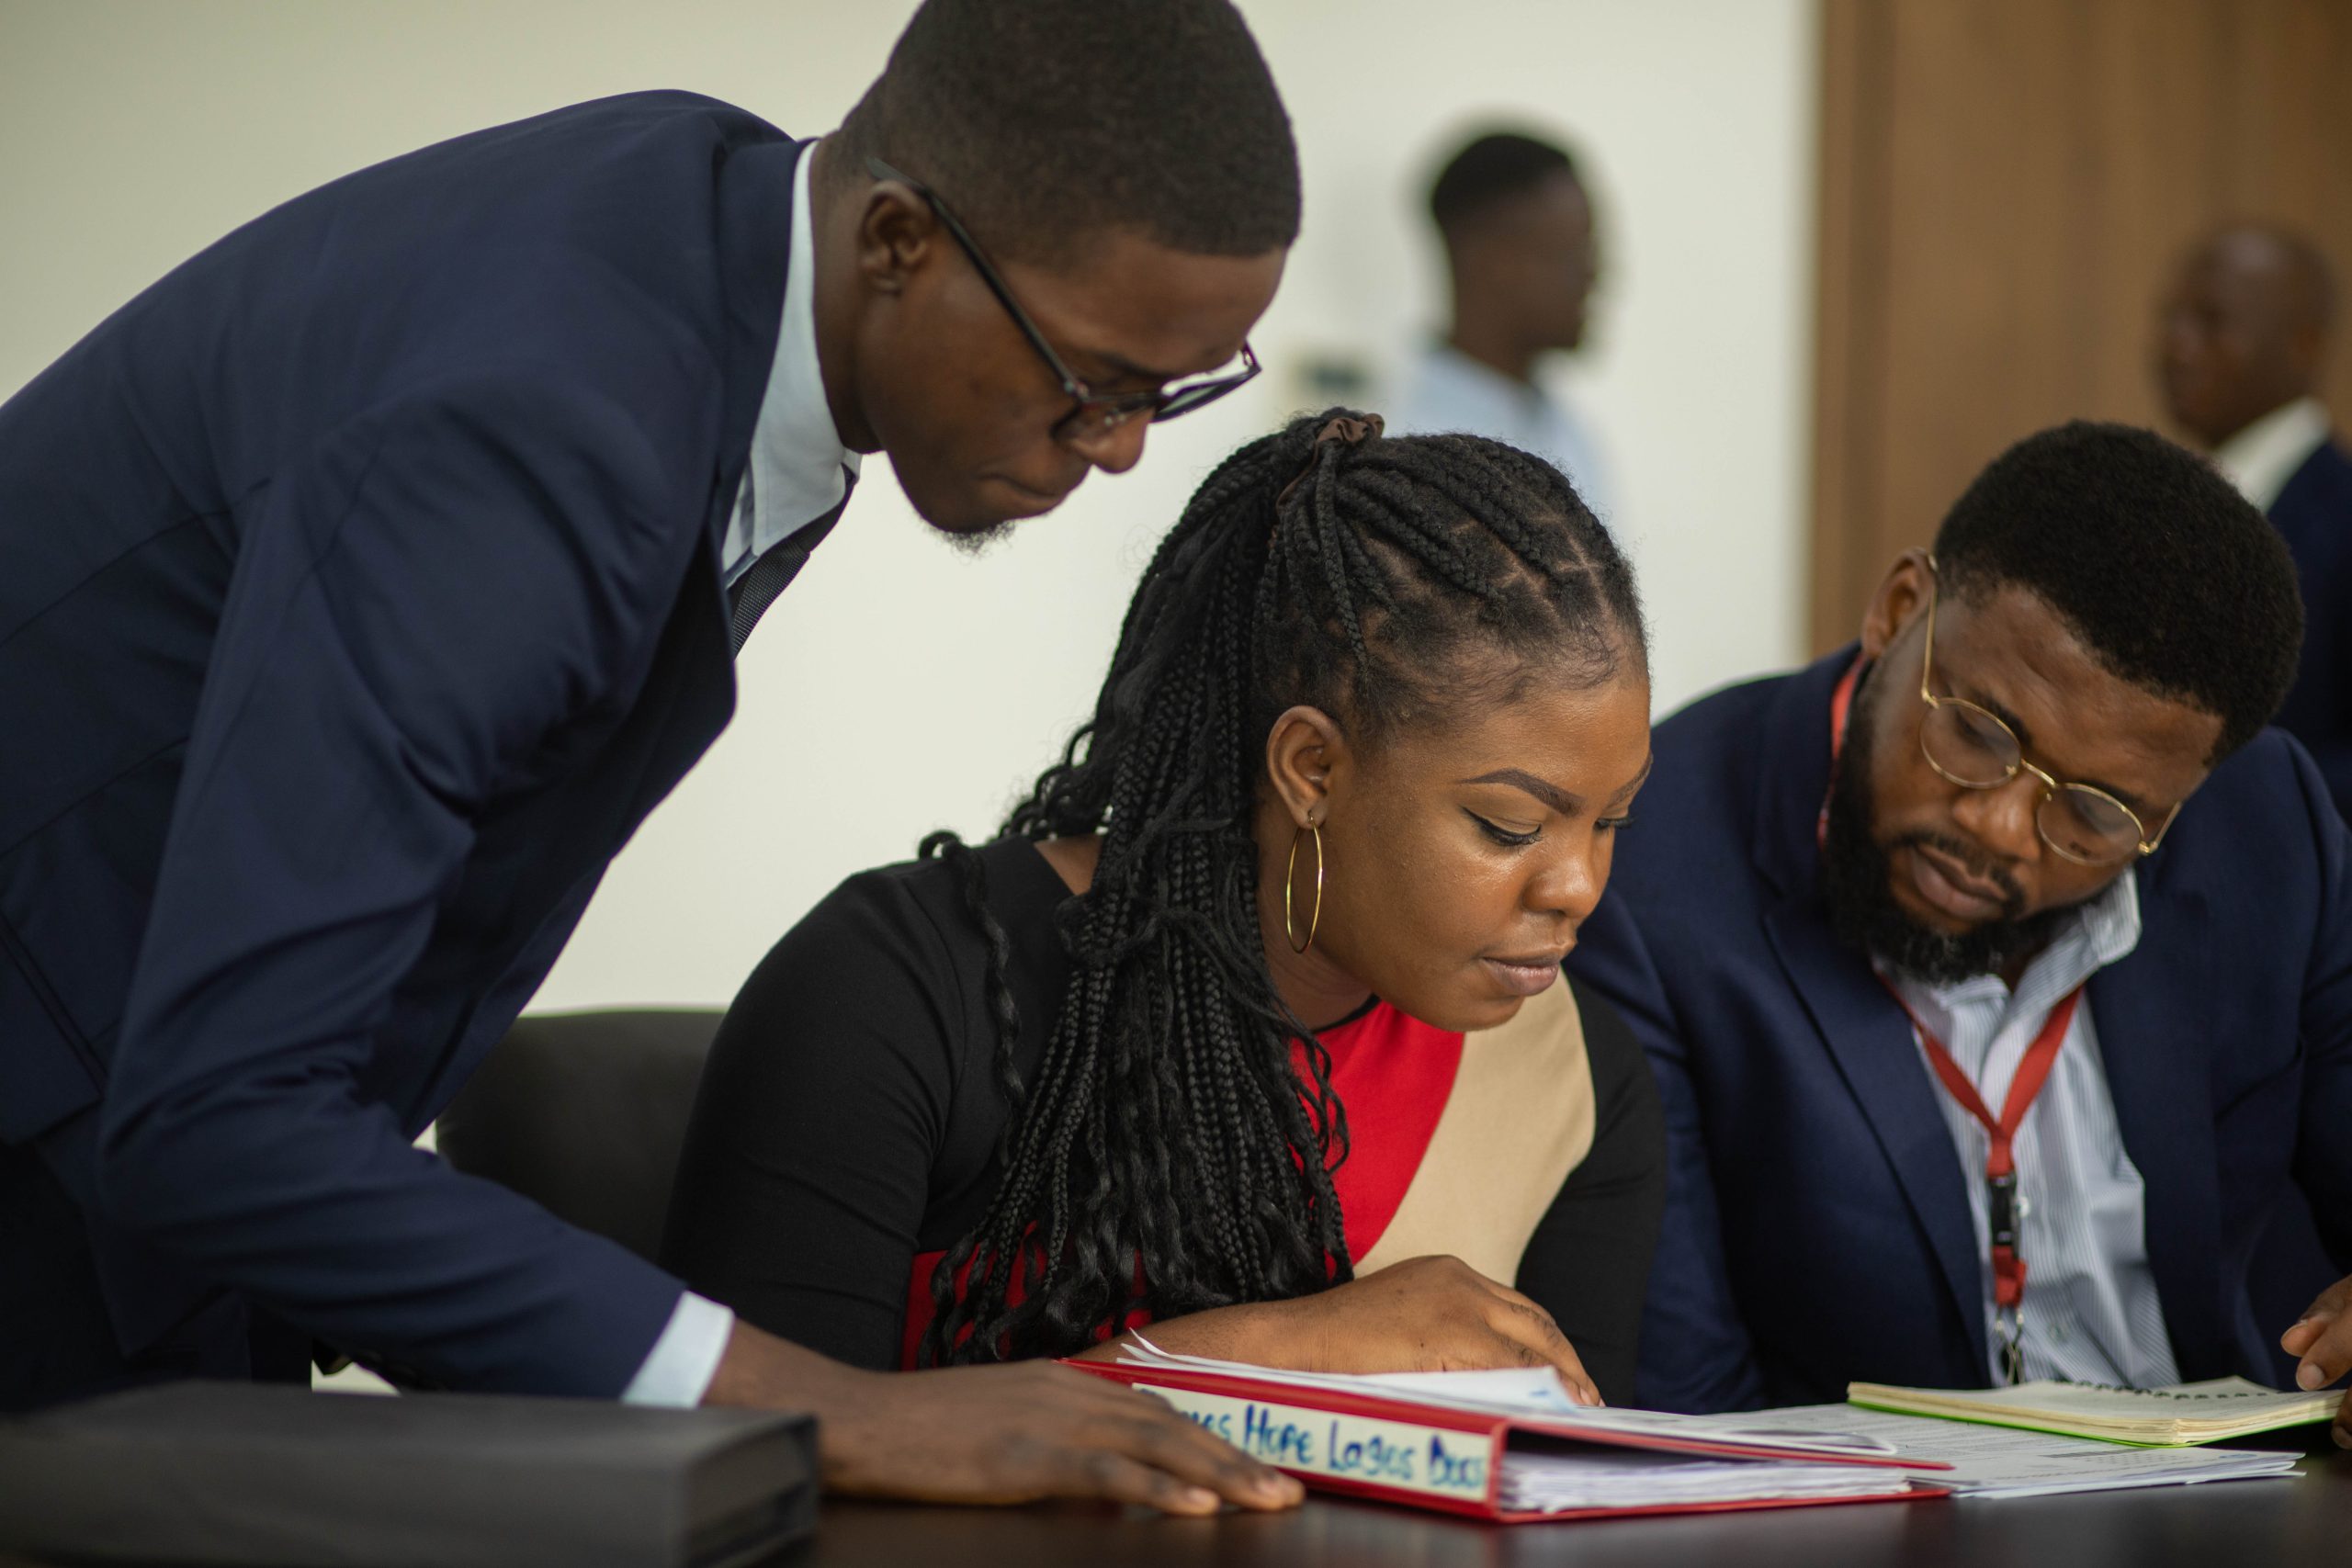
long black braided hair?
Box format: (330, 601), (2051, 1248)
(917, 410), (1645, 1366)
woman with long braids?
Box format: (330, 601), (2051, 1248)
(663, 411), (1664, 1403)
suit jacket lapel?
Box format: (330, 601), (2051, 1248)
(402, 145), (805, 1121)
(700, 133), (806, 593)
(708, 137), (853, 652)
(419, 132), (813, 1114)
(1765, 902), (1987, 1366)
(2089, 882), (2225, 1371)
(713, 138), (802, 513)
(1754, 649), (1988, 1370)
(725, 467), (856, 654)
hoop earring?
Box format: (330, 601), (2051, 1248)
(1284, 822), (1325, 954)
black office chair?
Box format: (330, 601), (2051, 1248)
(435, 1009), (723, 1265)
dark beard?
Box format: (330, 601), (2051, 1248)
(1821, 663), (2072, 986)
(938, 518), (1016, 558)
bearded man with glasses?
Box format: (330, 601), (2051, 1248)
(1570, 423), (2352, 1445)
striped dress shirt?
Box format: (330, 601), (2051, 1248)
(1882, 872), (2181, 1389)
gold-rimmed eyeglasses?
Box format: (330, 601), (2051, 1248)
(1917, 559), (2181, 866)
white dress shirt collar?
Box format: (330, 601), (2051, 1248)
(1881, 870), (2175, 1391)
(2211, 396), (2330, 512)
(721, 139), (861, 585)
(1886, 867), (2142, 1033)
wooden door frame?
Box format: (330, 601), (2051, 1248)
(1809, 0), (1894, 656)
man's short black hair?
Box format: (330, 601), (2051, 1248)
(1428, 130), (1580, 232)
(1933, 421), (2303, 760)
(838, 0), (1298, 264)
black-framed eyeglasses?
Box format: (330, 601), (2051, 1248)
(1916, 556), (2182, 865)
(865, 156), (1261, 443)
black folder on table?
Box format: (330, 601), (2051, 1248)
(0, 1382), (816, 1568)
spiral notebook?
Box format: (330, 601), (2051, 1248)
(1844, 1375), (2339, 1446)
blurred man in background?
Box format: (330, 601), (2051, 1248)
(1389, 129), (1613, 519)
(2159, 223), (2352, 819)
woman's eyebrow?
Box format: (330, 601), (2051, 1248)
(1458, 768), (1577, 815)
(1611, 755), (1656, 804)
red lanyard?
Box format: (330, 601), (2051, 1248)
(1818, 658), (1860, 852)
(1822, 656), (2080, 1372)
(1877, 984), (2080, 1315)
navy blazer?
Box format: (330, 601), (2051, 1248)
(1567, 649), (2352, 1413)
(0, 93), (807, 1405)
(2270, 438), (2352, 824)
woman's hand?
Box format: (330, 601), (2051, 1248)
(1083, 1255), (1601, 1406)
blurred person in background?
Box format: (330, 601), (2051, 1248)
(2159, 222), (2352, 819)
(1389, 130), (1614, 520)
(0, 0), (1310, 1517)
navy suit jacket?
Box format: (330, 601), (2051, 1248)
(1567, 649), (2352, 1412)
(2270, 438), (2352, 824)
(0, 93), (808, 1405)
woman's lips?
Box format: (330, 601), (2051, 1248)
(1907, 843), (2007, 922)
(1483, 954), (1567, 997)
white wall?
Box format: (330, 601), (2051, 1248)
(0, 0), (1816, 1011)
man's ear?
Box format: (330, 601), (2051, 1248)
(1263, 705), (1350, 829)
(1860, 548), (1935, 661)
(855, 180), (941, 298)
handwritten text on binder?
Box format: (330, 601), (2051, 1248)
(1126, 1384), (1492, 1502)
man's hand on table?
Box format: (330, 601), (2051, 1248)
(704, 1317), (1305, 1514)
(2280, 1273), (2352, 1449)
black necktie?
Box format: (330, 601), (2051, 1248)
(727, 466), (855, 656)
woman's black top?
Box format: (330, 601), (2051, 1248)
(662, 837), (1665, 1403)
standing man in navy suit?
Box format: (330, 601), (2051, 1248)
(1570, 424), (2352, 1446)
(0, 0), (1314, 1516)
(2160, 223), (2352, 820)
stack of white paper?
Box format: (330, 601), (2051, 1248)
(1114, 1337), (1925, 1513)
(1684, 1404), (2301, 1499)
(1498, 1446), (1917, 1514)
(1110, 1339), (2303, 1503)
(1114, 1337), (1904, 1460)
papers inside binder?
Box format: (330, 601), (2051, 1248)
(1091, 1337), (1946, 1519)
(1114, 1336), (1906, 1458)
(1496, 1437), (1917, 1514)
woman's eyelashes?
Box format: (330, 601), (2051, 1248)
(1465, 809), (1543, 848)
(1464, 806), (1635, 846)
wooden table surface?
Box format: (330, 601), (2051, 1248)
(799, 1429), (2352, 1568)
